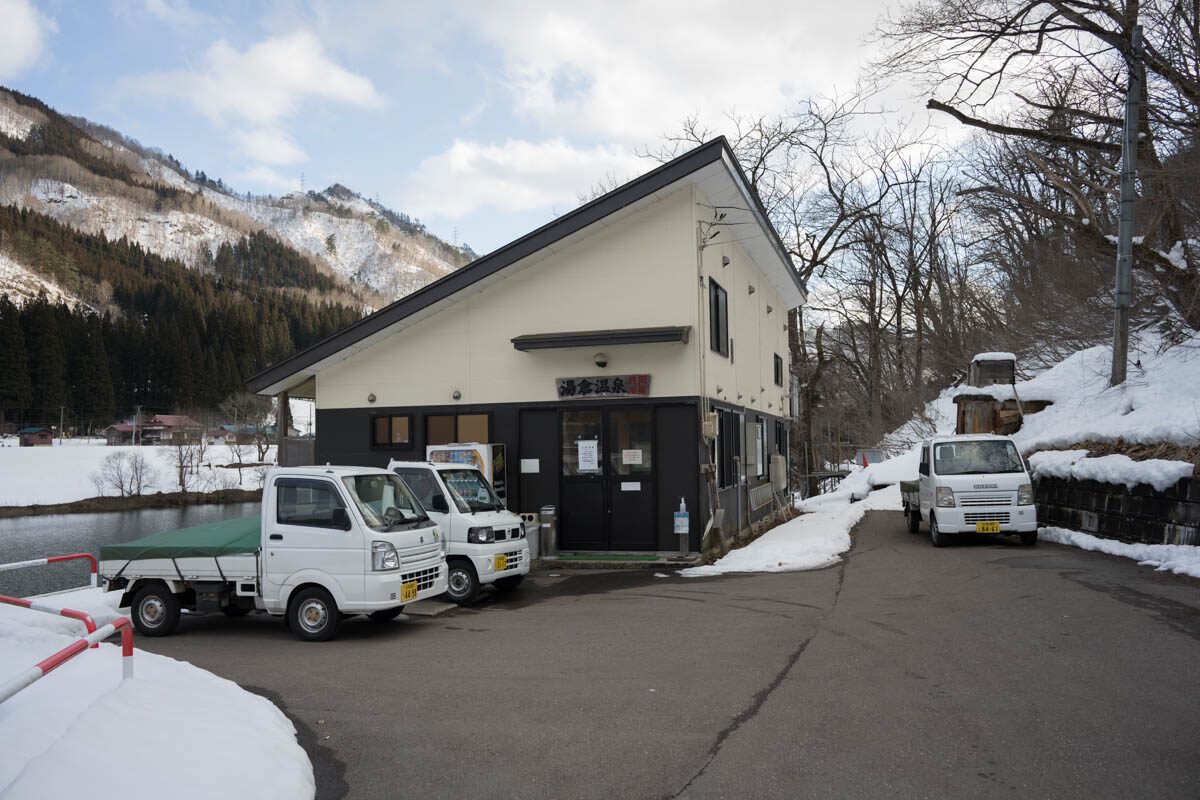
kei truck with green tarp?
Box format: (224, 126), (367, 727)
(99, 466), (448, 641)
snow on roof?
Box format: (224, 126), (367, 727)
(971, 352), (1016, 362)
(1029, 449), (1193, 492)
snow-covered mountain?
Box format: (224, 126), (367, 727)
(0, 87), (472, 306)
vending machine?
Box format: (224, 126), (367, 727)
(425, 442), (508, 507)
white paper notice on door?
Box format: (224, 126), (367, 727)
(520, 458), (540, 473)
(577, 440), (599, 471)
(621, 482), (641, 491)
(621, 449), (642, 465)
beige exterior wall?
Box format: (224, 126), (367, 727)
(315, 182), (793, 413)
(318, 188), (700, 409)
(694, 186), (791, 414)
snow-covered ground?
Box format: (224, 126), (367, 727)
(1039, 526), (1200, 579)
(0, 251), (85, 308)
(1028, 449), (1194, 492)
(0, 587), (313, 798)
(682, 484), (901, 577)
(0, 441), (274, 507)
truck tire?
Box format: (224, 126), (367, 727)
(131, 584), (181, 637)
(1019, 532), (1038, 546)
(930, 515), (948, 548)
(368, 606), (405, 622)
(906, 507), (920, 535)
(444, 559), (480, 605)
(493, 575), (524, 592)
(288, 587), (340, 642)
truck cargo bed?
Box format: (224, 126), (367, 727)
(99, 516), (261, 580)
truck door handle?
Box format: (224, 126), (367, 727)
(269, 534), (283, 541)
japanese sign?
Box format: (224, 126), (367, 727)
(577, 440), (599, 471)
(555, 374), (650, 399)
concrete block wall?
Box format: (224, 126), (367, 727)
(1035, 475), (1200, 546)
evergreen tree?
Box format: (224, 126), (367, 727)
(20, 294), (69, 426)
(0, 296), (32, 426)
(73, 313), (115, 431)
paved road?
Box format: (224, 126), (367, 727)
(137, 512), (1200, 799)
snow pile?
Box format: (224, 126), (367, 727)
(972, 352), (1016, 362)
(0, 442), (275, 507)
(0, 588), (314, 799)
(1029, 449), (1193, 492)
(1040, 526), (1200, 579)
(682, 483), (901, 577)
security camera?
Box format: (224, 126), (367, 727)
(594, 352), (608, 369)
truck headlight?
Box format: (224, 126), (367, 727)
(1018, 483), (1034, 506)
(467, 526), (494, 544)
(935, 487), (956, 508)
(371, 541), (400, 571)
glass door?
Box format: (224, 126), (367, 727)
(560, 410), (606, 549)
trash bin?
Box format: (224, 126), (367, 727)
(539, 505), (557, 559)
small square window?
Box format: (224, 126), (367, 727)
(774, 354), (784, 386)
(371, 415), (412, 448)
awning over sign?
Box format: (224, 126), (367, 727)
(511, 326), (690, 351)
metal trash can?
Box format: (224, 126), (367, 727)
(539, 505), (557, 559)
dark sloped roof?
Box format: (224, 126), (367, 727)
(247, 136), (802, 395)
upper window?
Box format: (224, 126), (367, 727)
(427, 414), (490, 446)
(340, 474), (429, 531)
(934, 440), (1024, 475)
(709, 279), (729, 357)
(276, 478), (347, 530)
(371, 415), (412, 448)
(774, 354), (784, 386)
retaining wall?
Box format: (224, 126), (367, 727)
(1035, 475), (1200, 546)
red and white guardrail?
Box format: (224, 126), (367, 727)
(0, 553), (99, 587)
(0, 594), (99, 646)
(0, 616), (133, 704)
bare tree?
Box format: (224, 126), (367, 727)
(226, 439), (251, 486)
(91, 451), (156, 497)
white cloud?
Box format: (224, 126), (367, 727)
(235, 165), (301, 193)
(400, 138), (646, 218)
(0, 0), (55, 80)
(126, 30), (382, 166)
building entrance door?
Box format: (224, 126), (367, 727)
(560, 407), (656, 551)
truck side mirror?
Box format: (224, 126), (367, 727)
(331, 507), (351, 530)
(430, 494), (449, 513)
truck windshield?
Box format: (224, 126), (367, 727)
(440, 469), (503, 512)
(341, 474), (430, 532)
(934, 440), (1025, 475)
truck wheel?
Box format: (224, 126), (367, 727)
(131, 584), (181, 637)
(368, 606), (405, 623)
(288, 587), (340, 642)
(444, 559), (480, 605)
(493, 575), (524, 592)
(1019, 532), (1038, 546)
(906, 507), (920, 535)
(930, 516), (948, 548)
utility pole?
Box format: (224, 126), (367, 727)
(1111, 24), (1143, 387)
(58, 406), (64, 439)
(133, 405), (141, 446)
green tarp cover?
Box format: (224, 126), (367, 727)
(100, 515), (261, 561)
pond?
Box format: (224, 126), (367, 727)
(0, 503), (261, 598)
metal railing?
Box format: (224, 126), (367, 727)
(0, 617), (134, 704)
(0, 553), (99, 587)
(0, 594), (99, 646)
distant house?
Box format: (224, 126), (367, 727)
(103, 415), (201, 446)
(18, 427), (53, 447)
(216, 423), (302, 445)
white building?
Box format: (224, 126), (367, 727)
(248, 138), (806, 552)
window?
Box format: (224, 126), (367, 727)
(340, 474), (428, 531)
(562, 410), (603, 476)
(394, 467), (451, 512)
(608, 408), (653, 475)
(709, 279), (729, 356)
(371, 415), (411, 448)
(774, 354), (784, 386)
(713, 408), (740, 489)
(919, 444), (929, 476)
(427, 414), (490, 446)
(934, 440), (1023, 475)
(276, 478), (347, 529)
(756, 420), (766, 479)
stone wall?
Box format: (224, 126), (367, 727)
(1035, 475), (1199, 546)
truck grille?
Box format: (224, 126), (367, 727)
(493, 528), (520, 541)
(502, 550), (523, 571)
(402, 565), (441, 592)
(960, 494), (1012, 507)
(964, 512), (1010, 523)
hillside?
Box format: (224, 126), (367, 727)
(0, 86), (472, 305)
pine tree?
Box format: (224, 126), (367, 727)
(0, 296), (32, 426)
(20, 294), (68, 426)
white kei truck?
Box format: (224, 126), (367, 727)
(388, 460), (530, 604)
(99, 466), (448, 641)
(899, 434), (1039, 548)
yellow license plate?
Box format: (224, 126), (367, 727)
(400, 580), (418, 602)
(494, 554), (508, 571)
(975, 522), (1001, 534)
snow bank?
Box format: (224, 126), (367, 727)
(1040, 526), (1200, 579)
(0, 443), (274, 507)
(1029, 449), (1193, 492)
(0, 589), (313, 799)
(682, 484), (901, 577)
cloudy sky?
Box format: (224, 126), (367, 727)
(2, 0), (899, 253)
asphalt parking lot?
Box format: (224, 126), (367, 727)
(137, 511), (1200, 799)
